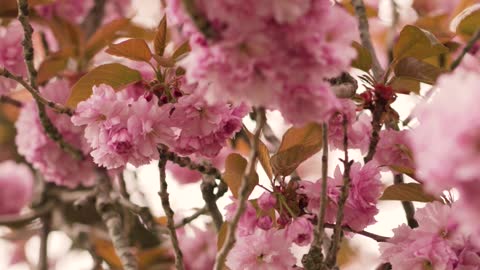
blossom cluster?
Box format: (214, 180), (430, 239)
(16, 79), (98, 188)
(380, 202), (480, 269)
(167, 0), (358, 126)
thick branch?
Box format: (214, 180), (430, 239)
(451, 29), (480, 70)
(201, 174), (223, 231)
(158, 158), (185, 270)
(96, 176), (138, 270)
(303, 123), (329, 269)
(214, 108), (266, 270)
(351, 0), (384, 81)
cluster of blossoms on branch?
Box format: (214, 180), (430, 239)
(0, 0), (480, 269)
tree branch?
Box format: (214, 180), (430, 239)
(201, 174), (223, 231)
(0, 95), (23, 107)
(39, 214), (51, 270)
(214, 107), (266, 270)
(351, 0), (384, 81)
(394, 174), (418, 228)
(325, 117), (353, 268)
(324, 223), (389, 242)
(302, 123), (329, 269)
(0, 200), (55, 227)
(181, 0), (217, 39)
(158, 147), (222, 179)
(158, 157), (185, 270)
(451, 29), (480, 70)
(96, 175), (138, 270)
(82, 0), (107, 38)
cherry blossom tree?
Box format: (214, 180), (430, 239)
(0, 0), (479, 269)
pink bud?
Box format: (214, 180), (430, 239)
(257, 216), (273, 230)
(0, 161), (34, 215)
(258, 192), (277, 211)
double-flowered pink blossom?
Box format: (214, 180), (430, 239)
(226, 228), (296, 270)
(167, 0), (357, 125)
(170, 83), (248, 157)
(16, 80), (97, 188)
(298, 161), (382, 231)
(328, 100), (372, 153)
(0, 22), (27, 95)
(0, 161), (34, 215)
(177, 226), (217, 270)
(72, 84), (175, 170)
(374, 129), (414, 173)
(285, 215), (314, 246)
(380, 202), (480, 269)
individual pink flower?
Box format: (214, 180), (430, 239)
(226, 228), (296, 270)
(178, 225), (217, 270)
(0, 22), (27, 95)
(170, 83), (248, 157)
(328, 100), (372, 153)
(35, 0), (94, 24)
(225, 199), (258, 236)
(72, 84), (175, 169)
(285, 216), (314, 246)
(297, 178), (339, 224)
(374, 129), (414, 173)
(332, 161), (383, 231)
(16, 80), (97, 188)
(257, 216), (274, 231)
(257, 191), (277, 212)
(0, 161), (34, 215)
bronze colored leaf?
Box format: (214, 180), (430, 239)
(393, 57), (446, 85)
(106, 38), (153, 62)
(67, 63), (142, 108)
(222, 153), (258, 199)
(451, 4), (480, 37)
(154, 15), (168, 56)
(380, 183), (437, 202)
(393, 25), (449, 61)
(172, 41), (191, 60)
(85, 18), (130, 60)
(351, 41), (373, 72)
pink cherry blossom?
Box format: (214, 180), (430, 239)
(380, 202), (480, 270)
(257, 192), (277, 212)
(285, 216), (314, 246)
(299, 162), (382, 231)
(0, 161), (34, 215)
(0, 22), (27, 95)
(226, 228), (296, 270)
(178, 226), (217, 270)
(72, 84), (175, 169)
(374, 129), (414, 173)
(166, 0), (357, 125)
(170, 83), (248, 157)
(35, 0), (94, 24)
(328, 100), (372, 153)
(225, 199), (258, 236)
(16, 80), (97, 188)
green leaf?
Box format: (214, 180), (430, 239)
(270, 123), (323, 176)
(106, 38), (152, 62)
(393, 57), (446, 85)
(222, 153), (258, 199)
(154, 15), (168, 56)
(351, 41), (373, 72)
(67, 63), (142, 108)
(85, 18), (130, 60)
(393, 25), (449, 61)
(380, 183), (437, 202)
(451, 4), (480, 37)
(388, 77), (421, 94)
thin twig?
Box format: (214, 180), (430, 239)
(394, 174), (418, 228)
(159, 148), (222, 179)
(451, 29), (480, 70)
(302, 123), (329, 269)
(0, 95), (23, 107)
(351, 0), (384, 81)
(201, 174), (223, 231)
(82, 0), (107, 38)
(0, 68), (73, 115)
(324, 223), (389, 242)
(158, 157), (185, 270)
(174, 207), (209, 229)
(96, 175), (138, 270)
(39, 214), (51, 270)
(0, 200), (55, 227)
(325, 117), (353, 268)
(214, 108), (266, 270)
